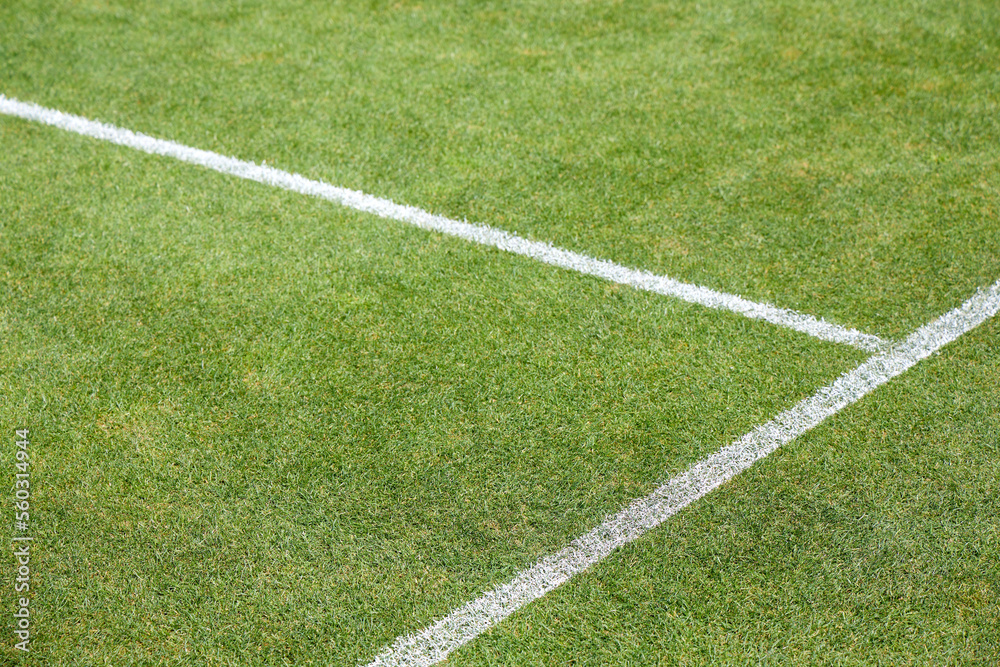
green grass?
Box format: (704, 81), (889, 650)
(2, 0), (999, 337)
(0, 0), (998, 665)
(0, 120), (862, 665)
(452, 319), (1000, 666)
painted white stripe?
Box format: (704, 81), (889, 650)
(365, 279), (1000, 667)
(0, 94), (886, 352)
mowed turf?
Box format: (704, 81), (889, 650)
(1, 0), (998, 338)
(0, 0), (998, 665)
(451, 318), (1000, 666)
(0, 122), (862, 665)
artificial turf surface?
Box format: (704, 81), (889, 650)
(1, 0), (998, 665)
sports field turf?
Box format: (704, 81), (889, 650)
(1, 0), (998, 665)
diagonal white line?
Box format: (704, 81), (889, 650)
(0, 94), (886, 352)
(364, 279), (1000, 667)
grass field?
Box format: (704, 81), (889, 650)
(1, 0), (998, 665)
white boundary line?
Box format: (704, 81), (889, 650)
(4, 93), (992, 663)
(0, 94), (887, 352)
(365, 279), (1000, 667)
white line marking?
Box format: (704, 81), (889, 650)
(0, 94), (886, 352)
(365, 279), (1000, 667)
